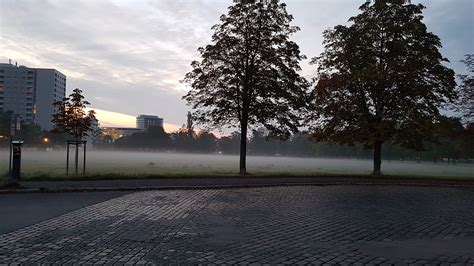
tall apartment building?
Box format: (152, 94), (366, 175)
(0, 63), (35, 124)
(0, 61), (66, 130)
(136, 115), (164, 130)
(35, 69), (66, 130)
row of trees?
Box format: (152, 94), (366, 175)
(3, 108), (472, 165)
(96, 115), (473, 164)
(182, 0), (472, 175)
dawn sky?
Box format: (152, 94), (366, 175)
(1, 0), (472, 130)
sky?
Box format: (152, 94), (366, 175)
(0, 0), (472, 130)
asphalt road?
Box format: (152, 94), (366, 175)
(0, 191), (129, 234)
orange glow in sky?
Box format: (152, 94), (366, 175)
(88, 108), (182, 133)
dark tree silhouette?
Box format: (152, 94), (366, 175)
(430, 116), (464, 165)
(455, 54), (473, 123)
(307, 0), (456, 175)
(115, 126), (169, 150)
(52, 88), (97, 174)
(183, 0), (309, 175)
(52, 88), (97, 140)
(0, 111), (13, 135)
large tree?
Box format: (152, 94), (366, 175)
(308, 0), (456, 175)
(183, 0), (309, 175)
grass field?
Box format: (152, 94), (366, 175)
(1, 149), (473, 180)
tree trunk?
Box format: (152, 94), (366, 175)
(75, 143), (79, 176)
(239, 124), (248, 176)
(373, 140), (383, 176)
(239, 114), (249, 176)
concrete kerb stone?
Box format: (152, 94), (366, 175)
(1, 180), (474, 194)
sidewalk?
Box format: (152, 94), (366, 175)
(2, 176), (474, 193)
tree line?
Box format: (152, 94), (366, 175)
(94, 114), (473, 165)
(1, 111), (472, 166)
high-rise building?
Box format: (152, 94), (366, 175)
(136, 115), (163, 130)
(0, 62), (35, 124)
(0, 61), (66, 130)
(35, 69), (66, 130)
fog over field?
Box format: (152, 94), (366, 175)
(1, 150), (473, 179)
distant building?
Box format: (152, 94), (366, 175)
(101, 127), (142, 140)
(87, 120), (102, 147)
(136, 115), (163, 130)
(0, 61), (66, 130)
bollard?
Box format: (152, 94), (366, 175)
(10, 140), (24, 180)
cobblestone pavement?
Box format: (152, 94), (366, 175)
(1, 186), (474, 265)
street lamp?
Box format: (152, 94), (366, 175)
(43, 137), (49, 144)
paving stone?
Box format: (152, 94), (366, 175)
(0, 186), (473, 264)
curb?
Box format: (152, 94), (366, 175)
(1, 181), (474, 194)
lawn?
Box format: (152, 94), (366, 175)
(1, 150), (473, 180)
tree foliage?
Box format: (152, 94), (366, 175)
(455, 54), (474, 123)
(0, 111), (13, 137)
(183, 0), (309, 174)
(52, 88), (98, 141)
(307, 1), (456, 175)
(115, 125), (169, 150)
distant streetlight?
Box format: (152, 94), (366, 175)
(43, 137), (49, 144)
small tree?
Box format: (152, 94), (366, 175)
(52, 88), (97, 175)
(183, 0), (309, 175)
(307, 0), (456, 175)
